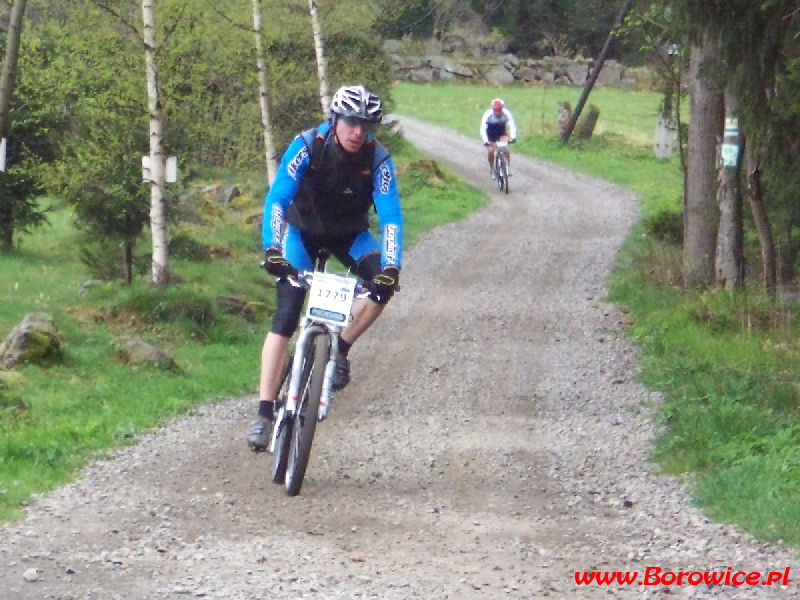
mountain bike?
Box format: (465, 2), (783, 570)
(268, 250), (368, 496)
(492, 140), (511, 194)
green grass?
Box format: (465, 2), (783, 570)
(0, 135), (485, 522)
(391, 81), (684, 222)
(391, 81), (800, 547)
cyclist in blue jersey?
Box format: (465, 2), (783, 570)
(480, 98), (517, 177)
(248, 85), (404, 451)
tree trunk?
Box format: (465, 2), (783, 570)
(308, 0), (330, 116)
(683, 34), (723, 287)
(0, 0), (27, 250)
(252, 0), (277, 186)
(715, 89), (743, 290)
(0, 0), (26, 140)
(124, 239), (133, 285)
(142, 0), (169, 287)
(744, 144), (777, 295)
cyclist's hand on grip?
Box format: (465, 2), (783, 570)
(262, 246), (297, 279)
(368, 266), (399, 304)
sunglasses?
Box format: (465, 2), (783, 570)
(341, 115), (374, 131)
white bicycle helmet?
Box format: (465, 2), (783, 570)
(330, 85), (383, 123)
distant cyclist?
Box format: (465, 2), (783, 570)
(480, 98), (517, 177)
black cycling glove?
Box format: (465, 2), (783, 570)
(262, 247), (297, 279)
(368, 267), (399, 304)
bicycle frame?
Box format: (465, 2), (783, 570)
(266, 251), (373, 495)
(270, 268), (362, 452)
(493, 140), (510, 193)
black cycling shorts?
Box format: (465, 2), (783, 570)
(269, 231), (384, 337)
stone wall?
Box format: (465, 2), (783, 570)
(384, 37), (653, 92)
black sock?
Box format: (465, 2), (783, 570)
(339, 338), (353, 357)
(258, 399), (274, 420)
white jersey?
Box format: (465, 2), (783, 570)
(480, 107), (517, 143)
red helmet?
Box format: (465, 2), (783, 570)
(491, 98), (504, 111)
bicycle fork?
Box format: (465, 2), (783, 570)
(318, 330), (339, 420)
(282, 324), (339, 422)
(269, 326), (314, 453)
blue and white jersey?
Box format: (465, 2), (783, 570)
(480, 107), (517, 143)
(262, 121), (403, 270)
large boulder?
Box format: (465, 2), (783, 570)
(382, 39), (404, 54)
(483, 65), (515, 86)
(0, 313), (63, 369)
(428, 55), (474, 78)
(116, 337), (178, 372)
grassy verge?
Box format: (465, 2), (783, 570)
(0, 136), (486, 522)
(391, 81), (800, 546)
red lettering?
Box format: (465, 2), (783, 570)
(687, 572), (703, 585)
(661, 571), (676, 585)
(644, 567), (661, 585)
(574, 571), (639, 585)
(765, 572), (783, 585)
(574, 572), (595, 585)
(574, 566), (791, 588)
(704, 571), (727, 585)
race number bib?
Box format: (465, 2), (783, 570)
(306, 272), (357, 325)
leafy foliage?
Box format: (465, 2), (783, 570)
(4, 0), (400, 277)
(33, 7), (149, 281)
(0, 30), (62, 249)
(470, 0), (644, 61)
(370, 0), (436, 38)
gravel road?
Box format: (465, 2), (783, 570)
(2, 117), (798, 599)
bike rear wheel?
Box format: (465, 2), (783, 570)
(270, 356), (294, 484)
(285, 333), (329, 496)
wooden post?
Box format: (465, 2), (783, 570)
(577, 105), (600, 139)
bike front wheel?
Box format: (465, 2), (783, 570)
(495, 159), (504, 191)
(270, 356), (294, 484)
(285, 333), (329, 496)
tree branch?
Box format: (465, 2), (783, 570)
(212, 7), (253, 33)
(91, 1), (141, 42)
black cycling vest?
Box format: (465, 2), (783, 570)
(285, 129), (377, 237)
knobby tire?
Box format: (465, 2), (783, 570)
(270, 356), (295, 484)
(285, 333), (328, 496)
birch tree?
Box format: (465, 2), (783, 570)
(0, 0), (28, 249)
(252, 0), (278, 184)
(0, 0), (26, 142)
(142, 0), (169, 287)
(308, 0), (330, 116)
